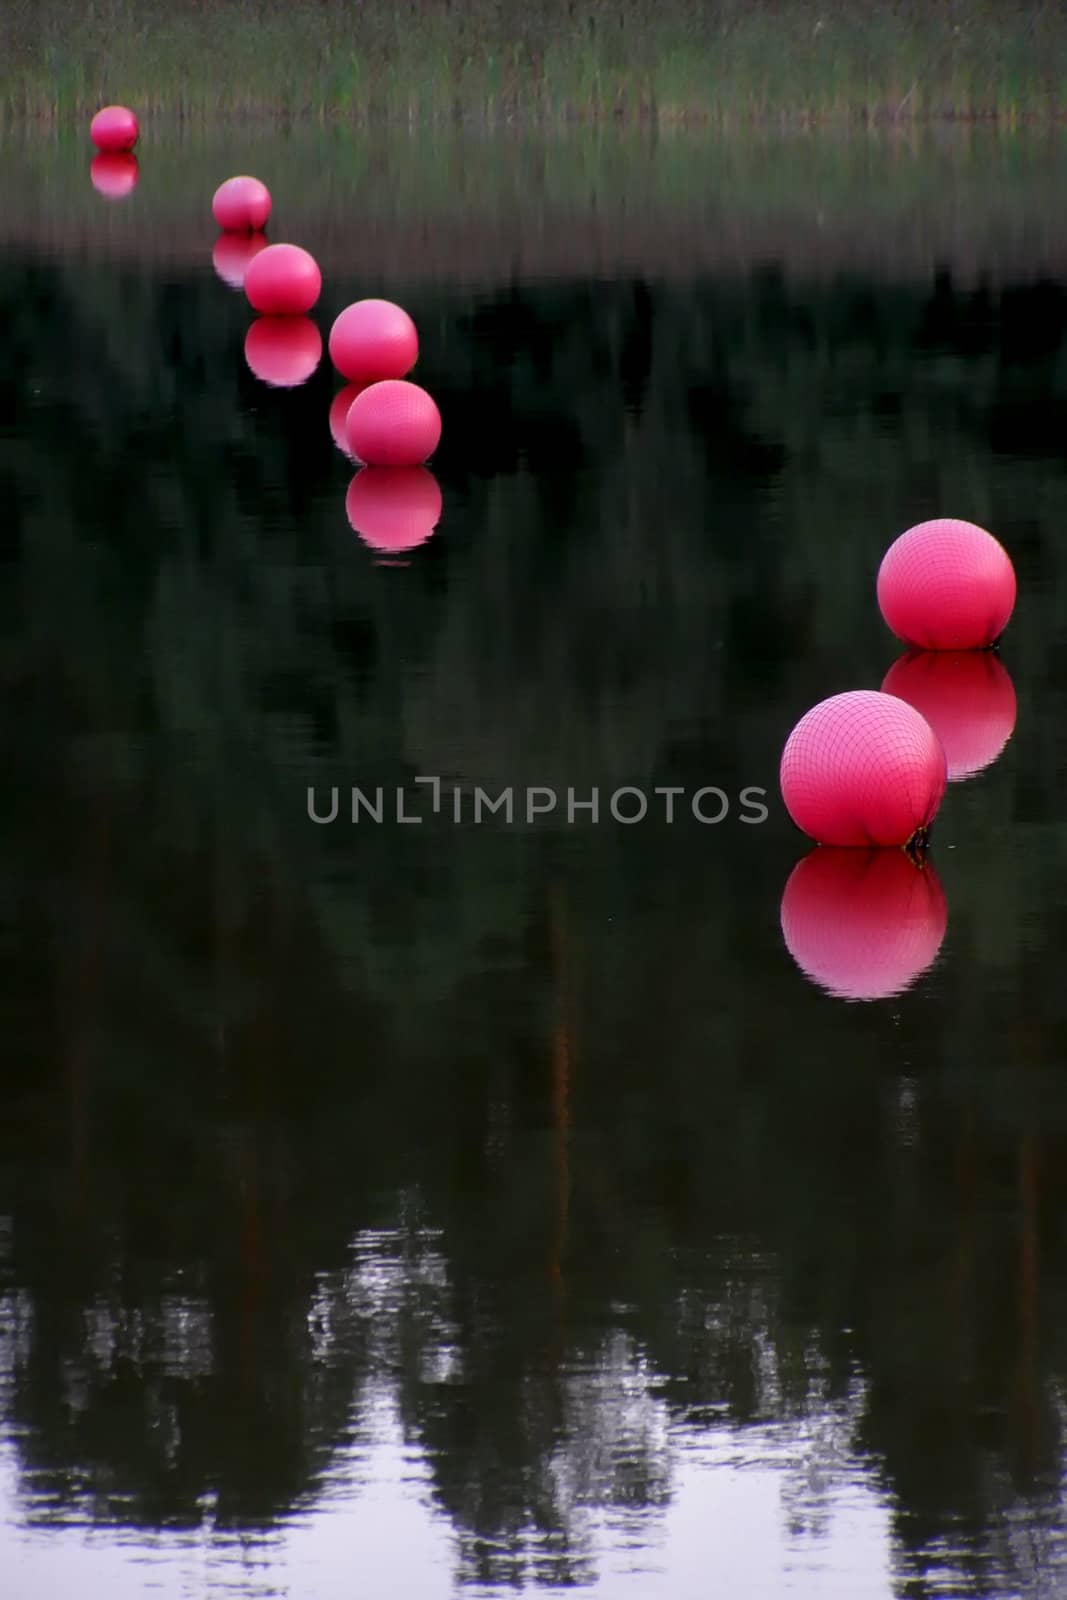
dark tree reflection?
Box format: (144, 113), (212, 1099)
(2, 240), (1067, 1594)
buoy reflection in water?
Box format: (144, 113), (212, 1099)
(780, 846), (948, 1002)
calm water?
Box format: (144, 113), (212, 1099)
(3, 123), (1067, 1599)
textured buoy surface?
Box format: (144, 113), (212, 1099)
(244, 243), (321, 316)
(329, 384), (369, 457)
(345, 380), (441, 466)
(212, 230), (268, 290)
(780, 847), (948, 1002)
(90, 152), (139, 199)
(881, 650), (1017, 783)
(213, 175), (272, 232)
(345, 467), (442, 553)
(90, 105), (139, 152)
(780, 690), (947, 848)
(877, 518), (1016, 650)
(244, 316), (323, 387)
(329, 299), (418, 383)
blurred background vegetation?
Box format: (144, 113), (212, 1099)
(2, 0), (1067, 124)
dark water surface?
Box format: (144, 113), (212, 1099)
(3, 124), (1067, 1599)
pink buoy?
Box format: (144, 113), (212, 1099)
(780, 690), (946, 849)
(345, 467), (442, 553)
(244, 243), (321, 316)
(881, 651), (1017, 783)
(780, 847), (948, 1002)
(90, 105), (139, 153)
(212, 175), (272, 233)
(877, 518), (1016, 650)
(244, 316), (323, 388)
(212, 230), (269, 290)
(329, 383), (369, 457)
(328, 299), (419, 383)
(90, 152), (139, 199)
(345, 380), (441, 466)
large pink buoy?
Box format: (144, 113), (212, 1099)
(244, 243), (321, 316)
(212, 230), (268, 290)
(881, 651), (1017, 783)
(244, 316), (323, 388)
(780, 690), (947, 848)
(329, 384), (369, 457)
(780, 847), (948, 1002)
(90, 105), (139, 153)
(329, 299), (418, 383)
(90, 152), (139, 199)
(345, 467), (442, 553)
(212, 175), (272, 232)
(877, 518), (1016, 650)
(345, 380), (441, 466)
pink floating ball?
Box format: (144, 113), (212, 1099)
(244, 316), (323, 388)
(780, 847), (948, 1002)
(877, 518), (1016, 650)
(329, 299), (419, 383)
(345, 380), (441, 466)
(90, 152), (139, 200)
(780, 690), (947, 848)
(212, 230), (269, 291)
(345, 467), (442, 553)
(881, 650), (1017, 783)
(244, 243), (321, 316)
(212, 175), (272, 233)
(90, 105), (139, 153)
(329, 383), (370, 457)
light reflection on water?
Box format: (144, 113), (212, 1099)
(0, 1219), (898, 1596)
(2, 1391), (897, 1599)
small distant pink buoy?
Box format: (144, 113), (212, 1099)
(213, 175), (271, 233)
(345, 467), (442, 553)
(90, 152), (139, 199)
(780, 847), (948, 1002)
(877, 518), (1016, 650)
(329, 299), (419, 383)
(244, 316), (323, 388)
(345, 380), (441, 466)
(244, 243), (321, 316)
(212, 230), (269, 290)
(881, 650), (1017, 783)
(90, 105), (139, 153)
(780, 690), (946, 848)
(329, 384), (369, 457)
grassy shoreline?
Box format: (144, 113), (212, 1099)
(4, 1), (1067, 125)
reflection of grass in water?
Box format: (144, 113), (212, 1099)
(5, 120), (1067, 251)
(2, 0), (1065, 122)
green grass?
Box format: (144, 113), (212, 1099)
(3, 0), (1067, 125)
